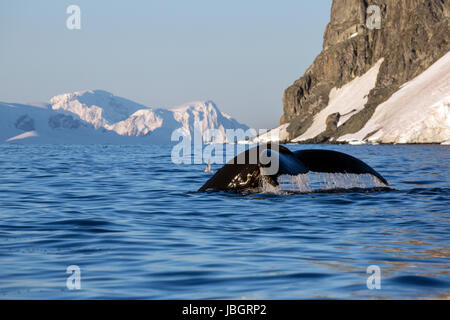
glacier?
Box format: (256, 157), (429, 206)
(0, 90), (249, 144)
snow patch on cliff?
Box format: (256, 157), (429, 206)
(293, 59), (384, 142)
(339, 51), (450, 144)
(241, 123), (290, 144)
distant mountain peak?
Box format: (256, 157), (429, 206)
(1, 90), (249, 144)
(50, 89), (151, 127)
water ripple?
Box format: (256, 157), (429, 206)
(0, 144), (449, 299)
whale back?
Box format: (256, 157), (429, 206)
(198, 144), (295, 192)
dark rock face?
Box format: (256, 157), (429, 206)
(281, 0), (450, 141)
(15, 115), (35, 131)
(326, 112), (340, 131)
(48, 114), (81, 129)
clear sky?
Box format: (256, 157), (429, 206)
(0, 0), (332, 129)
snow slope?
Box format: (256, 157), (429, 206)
(0, 91), (249, 144)
(0, 102), (133, 144)
(240, 123), (290, 144)
(170, 100), (248, 143)
(50, 90), (149, 128)
(339, 52), (450, 143)
(293, 59), (384, 142)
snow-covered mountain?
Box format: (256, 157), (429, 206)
(0, 90), (249, 144)
(50, 90), (149, 129)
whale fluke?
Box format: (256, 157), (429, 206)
(198, 145), (388, 192)
(293, 149), (388, 185)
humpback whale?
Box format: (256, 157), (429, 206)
(198, 144), (388, 192)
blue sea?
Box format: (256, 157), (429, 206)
(0, 144), (449, 299)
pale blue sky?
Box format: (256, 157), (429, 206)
(0, 0), (332, 128)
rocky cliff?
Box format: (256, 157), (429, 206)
(281, 0), (450, 143)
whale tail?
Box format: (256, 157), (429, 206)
(198, 145), (388, 192)
(292, 149), (388, 186)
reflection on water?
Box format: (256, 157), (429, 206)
(0, 144), (449, 299)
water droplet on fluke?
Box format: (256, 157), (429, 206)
(263, 172), (388, 194)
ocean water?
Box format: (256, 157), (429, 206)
(0, 144), (449, 299)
